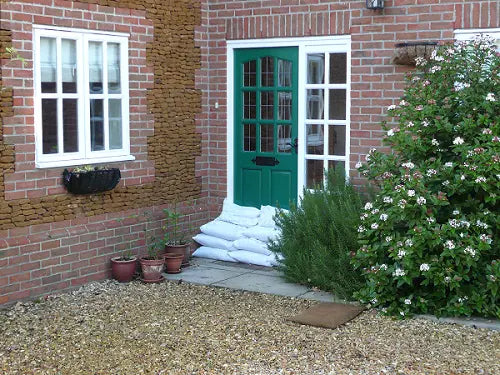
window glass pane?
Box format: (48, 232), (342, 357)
(40, 37), (57, 93)
(306, 124), (323, 155)
(278, 59), (292, 87)
(109, 99), (122, 150)
(329, 53), (347, 84)
(90, 99), (104, 151)
(307, 89), (324, 119)
(42, 99), (58, 154)
(243, 60), (256, 87)
(243, 123), (256, 152)
(62, 39), (77, 93)
(329, 89), (346, 120)
(260, 124), (274, 152)
(277, 125), (291, 154)
(306, 159), (324, 188)
(89, 41), (103, 94)
(63, 99), (78, 153)
(243, 91), (256, 119)
(261, 91), (274, 120)
(261, 57), (274, 87)
(108, 42), (121, 94)
(328, 160), (345, 172)
(328, 125), (346, 156)
(307, 54), (324, 84)
(278, 92), (292, 121)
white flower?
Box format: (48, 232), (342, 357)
(404, 299), (412, 305)
(482, 128), (492, 135)
(407, 121), (414, 128)
(431, 138), (439, 146)
(476, 220), (488, 229)
(452, 210), (459, 216)
(398, 199), (407, 208)
(442, 180), (450, 186)
(387, 129), (395, 137)
(453, 137), (464, 145)
(393, 268), (406, 277)
(420, 263), (430, 272)
(400, 311), (405, 317)
(449, 219), (460, 228)
(444, 162), (453, 168)
(370, 298), (378, 304)
(464, 247), (476, 257)
(398, 250), (406, 258)
(355, 162), (363, 169)
(383, 196), (393, 204)
(388, 104), (397, 111)
(360, 213), (368, 221)
(405, 239), (413, 247)
(407, 190), (415, 197)
(371, 209), (379, 215)
(460, 175), (466, 181)
(475, 176), (486, 183)
(402, 162), (415, 169)
(454, 82), (470, 91)
(371, 223), (379, 230)
(417, 197), (426, 205)
(395, 185), (404, 192)
(385, 236), (392, 243)
(399, 100), (408, 106)
(422, 119), (429, 127)
(444, 240), (455, 250)
(364, 202), (373, 210)
(430, 65), (441, 73)
(380, 264), (388, 271)
(427, 217), (435, 223)
(358, 226), (366, 233)
(415, 57), (426, 66)
(480, 234), (492, 244)
(426, 169), (437, 177)
(486, 93), (496, 102)
(380, 214), (388, 221)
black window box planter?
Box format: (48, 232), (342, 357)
(63, 168), (121, 194)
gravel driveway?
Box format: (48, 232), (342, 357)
(0, 280), (498, 375)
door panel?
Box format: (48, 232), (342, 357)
(234, 47), (298, 209)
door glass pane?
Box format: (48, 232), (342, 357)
(307, 89), (324, 119)
(63, 99), (78, 153)
(307, 54), (324, 84)
(42, 99), (58, 154)
(328, 125), (346, 156)
(278, 125), (291, 154)
(328, 160), (345, 172)
(260, 124), (274, 152)
(40, 37), (57, 93)
(329, 53), (347, 84)
(244, 60), (256, 87)
(62, 39), (77, 93)
(90, 99), (104, 151)
(89, 41), (103, 94)
(261, 91), (274, 120)
(243, 91), (256, 119)
(278, 59), (292, 87)
(306, 124), (324, 155)
(109, 99), (122, 150)
(243, 123), (256, 152)
(278, 92), (292, 120)
(306, 159), (324, 188)
(329, 89), (346, 120)
(261, 57), (274, 87)
(108, 42), (121, 94)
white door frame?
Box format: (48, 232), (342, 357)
(226, 35), (351, 204)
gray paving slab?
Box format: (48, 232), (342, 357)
(298, 290), (339, 303)
(212, 273), (310, 297)
(164, 266), (243, 285)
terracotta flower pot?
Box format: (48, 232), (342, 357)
(111, 256), (137, 283)
(164, 253), (184, 274)
(165, 242), (191, 267)
(139, 257), (164, 281)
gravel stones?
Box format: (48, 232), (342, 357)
(1, 280), (498, 374)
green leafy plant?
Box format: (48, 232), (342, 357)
(116, 250), (135, 261)
(5, 46), (26, 67)
(269, 167), (365, 300)
(72, 165), (108, 173)
(161, 203), (189, 246)
(146, 237), (164, 260)
(352, 37), (499, 318)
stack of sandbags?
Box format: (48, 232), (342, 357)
(192, 200), (283, 267)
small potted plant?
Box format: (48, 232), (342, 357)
(139, 239), (165, 283)
(162, 205), (192, 267)
(110, 250), (137, 283)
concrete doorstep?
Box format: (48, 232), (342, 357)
(164, 257), (500, 331)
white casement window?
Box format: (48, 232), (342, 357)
(455, 28), (500, 50)
(303, 46), (350, 188)
(33, 26), (133, 168)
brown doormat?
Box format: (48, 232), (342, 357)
(287, 302), (365, 329)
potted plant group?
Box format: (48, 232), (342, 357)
(110, 250), (137, 282)
(162, 206), (192, 267)
(139, 240), (165, 283)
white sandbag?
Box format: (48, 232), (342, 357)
(218, 212), (258, 227)
(229, 250), (273, 267)
(200, 220), (246, 241)
(233, 237), (272, 255)
(193, 233), (235, 251)
(192, 246), (238, 262)
(222, 198), (260, 218)
(242, 226), (281, 243)
(258, 205), (277, 228)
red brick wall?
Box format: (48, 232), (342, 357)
(196, 0), (499, 207)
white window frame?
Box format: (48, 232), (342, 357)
(454, 28), (500, 44)
(33, 25), (133, 168)
(226, 36), (351, 203)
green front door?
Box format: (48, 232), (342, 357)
(234, 47), (298, 209)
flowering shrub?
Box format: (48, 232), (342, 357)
(352, 37), (499, 318)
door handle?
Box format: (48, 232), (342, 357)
(286, 138), (298, 153)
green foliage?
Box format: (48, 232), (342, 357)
(352, 37), (500, 318)
(161, 203), (189, 246)
(270, 167), (364, 299)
